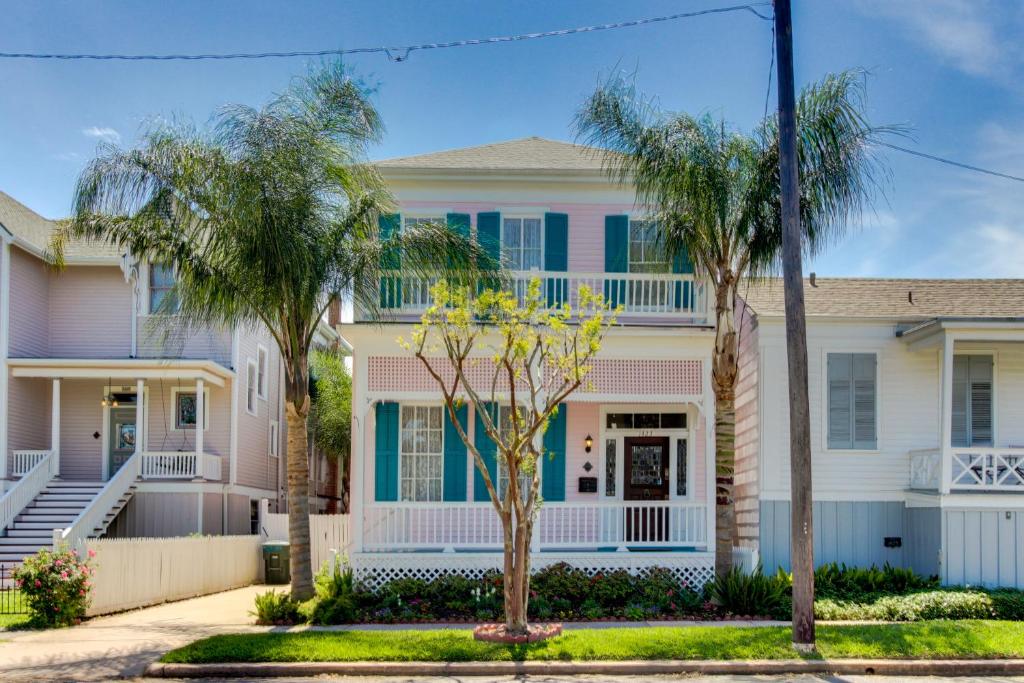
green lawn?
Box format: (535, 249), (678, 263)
(162, 621), (1024, 663)
(0, 613), (32, 630)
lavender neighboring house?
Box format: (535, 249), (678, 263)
(0, 190), (339, 564)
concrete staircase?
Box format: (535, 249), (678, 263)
(0, 481), (132, 564)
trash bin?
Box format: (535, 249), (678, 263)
(262, 541), (290, 585)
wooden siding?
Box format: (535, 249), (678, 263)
(203, 492), (224, 534)
(106, 491), (200, 537)
(48, 265), (132, 358)
(759, 500), (905, 572)
(58, 379), (105, 480)
(8, 246), (50, 358)
(904, 505), (941, 577)
(944, 508), (1024, 589)
(226, 493), (253, 535)
(234, 326), (283, 492)
(733, 300), (760, 549)
(7, 376), (51, 452)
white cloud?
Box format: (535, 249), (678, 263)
(82, 126), (121, 143)
(856, 0), (1016, 79)
(51, 151), (81, 162)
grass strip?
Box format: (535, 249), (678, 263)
(162, 621), (1024, 663)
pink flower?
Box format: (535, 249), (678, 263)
(34, 579), (42, 588)
(55, 559), (63, 566)
(87, 549), (96, 558)
(79, 589), (87, 596)
(60, 571), (69, 579)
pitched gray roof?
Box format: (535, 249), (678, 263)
(376, 137), (615, 173)
(743, 277), (1024, 320)
(0, 191), (120, 262)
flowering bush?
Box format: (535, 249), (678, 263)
(14, 545), (95, 627)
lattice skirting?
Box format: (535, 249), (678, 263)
(351, 551), (715, 591)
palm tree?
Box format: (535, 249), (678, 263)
(575, 70), (892, 577)
(52, 62), (491, 599)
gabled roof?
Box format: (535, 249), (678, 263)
(376, 137), (616, 174)
(0, 191), (120, 262)
(742, 277), (1024, 320)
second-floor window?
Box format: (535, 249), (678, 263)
(404, 216), (443, 230)
(628, 219), (669, 273)
(246, 359), (257, 416)
(256, 346), (268, 400)
(149, 264), (179, 313)
(502, 217), (542, 271)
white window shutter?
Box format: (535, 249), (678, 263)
(852, 353), (877, 449)
(828, 354), (853, 449)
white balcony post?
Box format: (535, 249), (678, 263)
(195, 378), (205, 478)
(51, 379), (61, 475)
(135, 378), (145, 462)
(939, 334), (954, 494)
(703, 354), (716, 551)
(349, 351), (369, 554)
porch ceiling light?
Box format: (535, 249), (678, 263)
(584, 434), (593, 453)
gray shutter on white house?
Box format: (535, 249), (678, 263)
(952, 355), (994, 447)
(827, 353), (877, 450)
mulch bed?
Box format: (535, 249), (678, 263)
(473, 622), (563, 643)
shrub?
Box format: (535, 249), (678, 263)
(990, 589), (1024, 620)
(13, 545), (94, 627)
(251, 590), (303, 625)
(531, 563), (591, 605)
(309, 557), (358, 624)
(710, 566), (789, 619)
(814, 589), (995, 621)
(813, 562), (937, 600)
(590, 569), (635, 610)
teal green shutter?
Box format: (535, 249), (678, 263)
(374, 402), (399, 501)
(443, 404), (468, 501)
(476, 211), (501, 265)
(671, 243), (693, 311)
(446, 213), (471, 239)
(604, 215), (628, 307)
(544, 212), (568, 306)
(541, 404), (567, 501)
(473, 402), (498, 501)
(379, 214), (401, 308)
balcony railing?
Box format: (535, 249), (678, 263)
(362, 500), (708, 552)
(135, 315), (232, 366)
(910, 447), (1024, 492)
(375, 271), (709, 323)
(139, 451), (222, 481)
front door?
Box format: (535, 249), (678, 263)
(624, 437), (670, 542)
(108, 406), (137, 476)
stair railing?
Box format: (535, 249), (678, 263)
(0, 450), (57, 537)
(54, 452), (140, 552)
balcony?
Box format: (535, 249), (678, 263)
(374, 271), (710, 324)
(135, 315), (232, 367)
(910, 447), (1024, 492)
(362, 500), (709, 552)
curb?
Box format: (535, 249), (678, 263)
(145, 658), (1024, 678)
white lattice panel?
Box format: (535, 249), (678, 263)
(351, 552), (715, 591)
(368, 356), (702, 397)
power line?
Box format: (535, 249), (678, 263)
(0, 4), (773, 63)
(763, 22), (776, 121)
(880, 142), (1024, 184)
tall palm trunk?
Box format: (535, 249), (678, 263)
(284, 354), (314, 600)
(712, 276), (739, 577)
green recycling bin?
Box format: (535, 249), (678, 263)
(262, 541), (290, 584)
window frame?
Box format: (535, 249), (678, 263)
(246, 358), (258, 416)
(269, 419), (280, 458)
(951, 351), (998, 448)
(256, 344), (269, 401)
(398, 402), (445, 502)
(148, 262), (180, 314)
(598, 404), (693, 502)
(822, 349), (881, 454)
(626, 217), (670, 274)
(171, 386), (210, 432)
(500, 214), (545, 272)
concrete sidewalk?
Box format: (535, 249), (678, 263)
(0, 584), (270, 682)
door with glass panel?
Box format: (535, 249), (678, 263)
(623, 436), (670, 542)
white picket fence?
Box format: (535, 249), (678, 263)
(259, 500), (351, 573)
(84, 535), (261, 616)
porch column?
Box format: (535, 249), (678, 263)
(349, 351), (369, 555)
(195, 378), (205, 478)
(51, 379), (61, 475)
(939, 333), (954, 494)
(703, 353), (715, 553)
(135, 379), (145, 459)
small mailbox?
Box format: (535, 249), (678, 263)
(578, 477), (598, 493)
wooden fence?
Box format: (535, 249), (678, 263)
(259, 500), (350, 573)
(85, 535), (261, 616)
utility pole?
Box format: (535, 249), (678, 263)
(774, 0), (815, 650)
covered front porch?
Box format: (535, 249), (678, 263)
(902, 319), (1024, 493)
(5, 358), (232, 485)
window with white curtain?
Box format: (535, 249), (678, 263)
(400, 405), (443, 501)
(497, 405), (531, 500)
(502, 217), (543, 270)
(628, 219), (669, 273)
(404, 216), (443, 230)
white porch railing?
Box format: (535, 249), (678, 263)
(55, 451), (139, 552)
(378, 271), (709, 322)
(363, 501), (708, 552)
(951, 447), (1024, 490)
(139, 451), (222, 480)
(11, 449), (52, 477)
(1, 450), (57, 535)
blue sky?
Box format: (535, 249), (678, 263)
(2, 1), (1022, 277)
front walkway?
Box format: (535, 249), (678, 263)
(0, 584), (268, 682)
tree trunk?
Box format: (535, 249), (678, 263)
(507, 518), (530, 633)
(712, 277), (739, 577)
(285, 395), (314, 601)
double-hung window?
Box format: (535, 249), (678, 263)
(827, 352), (877, 450)
(502, 217), (543, 271)
(628, 219), (669, 273)
(404, 216), (443, 230)
(497, 405), (531, 500)
(256, 346), (268, 400)
(952, 355), (994, 447)
(246, 360), (257, 416)
(400, 405), (443, 501)
(149, 264), (179, 313)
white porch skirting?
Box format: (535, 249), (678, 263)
(350, 550), (715, 591)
